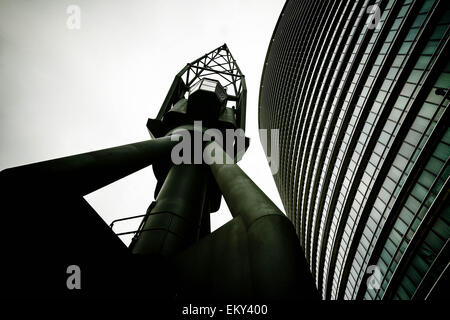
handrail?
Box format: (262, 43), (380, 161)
(109, 214), (146, 229)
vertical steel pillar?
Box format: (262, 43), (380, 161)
(132, 164), (208, 257)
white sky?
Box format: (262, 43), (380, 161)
(0, 0), (285, 245)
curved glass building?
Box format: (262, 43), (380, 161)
(259, 0), (449, 299)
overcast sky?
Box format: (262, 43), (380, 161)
(0, 0), (285, 244)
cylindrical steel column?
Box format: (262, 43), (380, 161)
(0, 136), (180, 196)
(132, 164), (208, 257)
(205, 142), (283, 222)
(205, 142), (320, 299)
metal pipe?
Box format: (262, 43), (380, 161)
(132, 164), (208, 257)
(206, 143), (282, 223)
(205, 142), (320, 299)
(0, 136), (180, 196)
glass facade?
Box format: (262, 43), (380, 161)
(259, 0), (449, 300)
